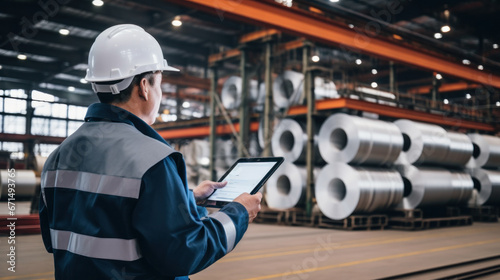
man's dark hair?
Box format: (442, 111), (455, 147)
(96, 72), (157, 104)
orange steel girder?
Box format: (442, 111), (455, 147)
(171, 0), (500, 89)
(408, 82), (480, 95)
(157, 121), (260, 140)
(287, 98), (494, 131)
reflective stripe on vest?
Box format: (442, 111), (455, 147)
(208, 211), (236, 252)
(50, 229), (141, 261)
(42, 169), (142, 199)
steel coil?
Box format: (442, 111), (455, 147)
(318, 113), (403, 165)
(469, 168), (500, 206)
(315, 163), (404, 220)
(273, 70), (303, 108)
(445, 131), (473, 166)
(181, 140), (210, 168)
(221, 76), (259, 110)
(395, 119), (450, 165)
(0, 170), (37, 200)
(397, 165), (473, 209)
(265, 163), (311, 210)
(271, 118), (321, 163)
(468, 134), (500, 168)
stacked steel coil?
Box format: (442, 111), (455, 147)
(318, 113), (403, 166)
(271, 118), (322, 163)
(221, 76), (259, 110)
(315, 163), (404, 220)
(272, 70), (304, 108)
(266, 162), (315, 210)
(396, 165), (473, 209)
(467, 133), (500, 168)
(468, 168), (500, 206)
(0, 170), (37, 200)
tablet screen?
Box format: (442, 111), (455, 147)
(209, 161), (279, 202)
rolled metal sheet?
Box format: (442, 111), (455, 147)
(266, 162), (307, 210)
(318, 113), (403, 165)
(395, 119), (450, 165)
(273, 70), (304, 108)
(314, 77), (339, 99)
(469, 168), (500, 206)
(397, 165), (473, 209)
(468, 133), (500, 168)
(315, 163), (404, 220)
(221, 76), (259, 110)
(445, 132), (473, 166)
(258, 117), (280, 151)
(181, 140), (210, 168)
(271, 118), (321, 163)
(0, 170), (37, 200)
(34, 155), (47, 173)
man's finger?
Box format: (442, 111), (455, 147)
(212, 181), (228, 188)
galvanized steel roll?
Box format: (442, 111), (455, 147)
(468, 134), (500, 168)
(318, 113), (403, 165)
(445, 132), (473, 166)
(315, 163), (404, 220)
(266, 162), (307, 210)
(397, 165), (473, 209)
(271, 118), (321, 163)
(221, 76), (259, 110)
(395, 119), (450, 165)
(469, 168), (500, 206)
(0, 170), (37, 200)
(273, 70), (303, 108)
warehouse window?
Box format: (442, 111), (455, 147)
(48, 119), (67, 137)
(3, 116), (26, 134)
(1, 142), (24, 159)
(32, 101), (52, 116)
(68, 105), (87, 120)
(32, 90), (58, 102)
(4, 98), (27, 114)
(3, 89), (27, 99)
(35, 143), (59, 157)
(31, 118), (51, 136)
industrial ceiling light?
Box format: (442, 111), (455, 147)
(496, 101), (500, 107)
(329, 0), (340, 2)
(440, 25), (451, 33)
(59, 28), (70, 35)
(371, 82), (378, 88)
(355, 59), (362, 65)
(494, 44), (499, 49)
(92, 0), (104, 7)
(443, 99), (449, 104)
(182, 101), (190, 108)
(172, 16), (182, 27)
(348, 24), (354, 29)
(435, 73), (443, 80)
(311, 55), (320, 62)
(462, 59), (471, 65)
(68, 86), (75, 92)
(434, 33), (442, 39)
(466, 93), (471, 99)
(17, 54), (27, 60)
(478, 65), (484, 70)
(371, 68), (378, 75)
(0, 65), (2, 70)
(80, 78), (88, 84)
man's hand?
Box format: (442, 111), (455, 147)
(193, 180), (227, 204)
(233, 192), (262, 223)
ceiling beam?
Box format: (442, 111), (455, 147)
(171, 0), (500, 89)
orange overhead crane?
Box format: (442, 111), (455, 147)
(169, 0), (500, 89)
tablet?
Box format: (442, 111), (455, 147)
(203, 157), (284, 208)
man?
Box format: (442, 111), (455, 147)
(39, 24), (262, 279)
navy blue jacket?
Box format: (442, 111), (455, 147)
(39, 103), (248, 279)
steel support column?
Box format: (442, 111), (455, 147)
(238, 48), (250, 157)
(389, 61), (398, 101)
(209, 67), (218, 181)
(303, 44), (315, 216)
(263, 41), (274, 157)
(432, 75), (438, 108)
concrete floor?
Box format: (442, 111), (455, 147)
(1, 222), (499, 279)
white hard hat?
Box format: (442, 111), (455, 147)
(85, 24), (179, 94)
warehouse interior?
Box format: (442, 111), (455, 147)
(1, 0), (500, 279)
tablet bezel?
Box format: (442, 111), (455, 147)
(202, 157), (284, 208)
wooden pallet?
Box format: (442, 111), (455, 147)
(464, 206), (498, 222)
(388, 208), (473, 230)
(317, 214), (388, 230)
(254, 208), (288, 225)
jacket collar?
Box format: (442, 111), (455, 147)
(84, 103), (169, 145)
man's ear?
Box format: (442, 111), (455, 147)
(138, 78), (149, 101)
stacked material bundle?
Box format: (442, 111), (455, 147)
(221, 76), (260, 110)
(315, 114), (405, 220)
